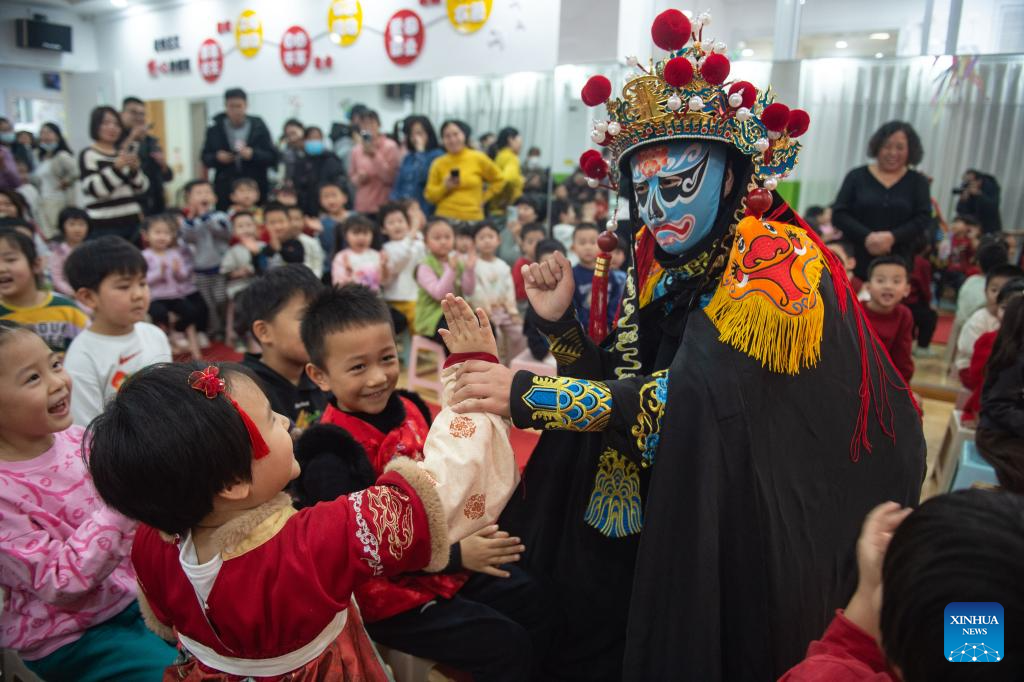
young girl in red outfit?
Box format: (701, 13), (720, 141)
(85, 296), (517, 680)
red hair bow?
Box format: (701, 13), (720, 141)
(189, 366), (226, 399)
(188, 366), (270, 460)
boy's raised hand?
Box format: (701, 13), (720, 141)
(439, 294), (497, 357)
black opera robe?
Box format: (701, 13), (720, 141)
(501, 223), (926, 681)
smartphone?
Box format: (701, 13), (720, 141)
(125, 141), (140, 155)
(360, 131), (372, 144)
(506, 206), (518, 223)
(450, 168), (460, 180)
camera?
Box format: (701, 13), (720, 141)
(952, 183), (967, 195)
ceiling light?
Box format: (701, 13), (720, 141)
(875, 52), (884, 59)
(869, 32), (891, 40)
(835, 40), (849, 49)
(111, 0), (127, 6)
(741, 48), (754, 57)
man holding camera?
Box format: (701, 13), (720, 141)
(348, 108), (401, 220)
(200, 88), (279, 210)
(120, 97), (174, 216)
(955, 169), (1002, 235)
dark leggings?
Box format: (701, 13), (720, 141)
(149, 292), (209, 332)
(905, 300), (937, 348)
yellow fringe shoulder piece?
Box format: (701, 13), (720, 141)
(704, 217), (824, 375)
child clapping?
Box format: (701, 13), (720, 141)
(332, 216), (387, 291)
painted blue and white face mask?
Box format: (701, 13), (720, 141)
(630, 140), (727, 255)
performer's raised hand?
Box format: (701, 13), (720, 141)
(522, 250), (575, 322)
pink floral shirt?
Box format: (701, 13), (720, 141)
(0, 426), (138, 660)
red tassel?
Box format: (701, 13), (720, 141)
(782, 211), (922, 462)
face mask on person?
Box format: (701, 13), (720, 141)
(39, 142), (59, 153)
(0, 132), (15, 144)
(304, 140), (325, 156)
(631, 140), (727, 256)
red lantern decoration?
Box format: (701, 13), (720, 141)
(787, 109), (811, 138)
(581, 75), (612, 106)
(761, 103), (791, 132)
(727, 81), (756, 109)
(280, 26), (311, 76)
(651, 9), (691, 51)
(663, 57), (694, 87)
(198, 39), (224, 84)
(384, 10), (425, 66)
(700, 53), (730, 85)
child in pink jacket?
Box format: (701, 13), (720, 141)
(0, 322), (175, 680)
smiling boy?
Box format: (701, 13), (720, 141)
(63, 236), (171, 425)
(862, 255), (914, 384)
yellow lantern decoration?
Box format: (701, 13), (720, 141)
(235, 9), (263, 58)
(328, 0), (363, 47)
(447, 0), (493, 35)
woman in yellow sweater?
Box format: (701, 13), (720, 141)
(424, 120), (506, 223)
(487, 127), (525, 217)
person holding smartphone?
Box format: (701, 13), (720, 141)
(424, 120), (506, 226)
(348, 109), (401, 220)
(78, 106), (149, 242)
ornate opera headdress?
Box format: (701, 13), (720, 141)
(577, 7), (810, 215)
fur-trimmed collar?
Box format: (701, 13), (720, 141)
(172, 493), (294, 556)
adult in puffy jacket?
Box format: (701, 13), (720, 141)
(200, 88), (278, 210)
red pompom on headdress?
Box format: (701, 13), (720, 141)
(651, 9), (692, 51)
(580, 150), (609, 179)
(700, 53), (730, 85)
(663, 57), (694, 87)
(787, 109), (811, 137)
(581, 75), (612, 107)
(761, 103), (790, 132)
(188, 366), (270, 459)
(727, 81), (757, 109)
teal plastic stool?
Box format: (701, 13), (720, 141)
(951, 441), (998, 491)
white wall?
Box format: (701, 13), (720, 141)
(0, 4), (98, 73)
(92, 0), (561, 101)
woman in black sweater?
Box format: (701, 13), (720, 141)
(832, 121), (932, 280)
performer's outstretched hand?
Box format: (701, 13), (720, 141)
(844, 501), (913, 640)
(439, 294), (497, 357)
(522, 250), (575, 322)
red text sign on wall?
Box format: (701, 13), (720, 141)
(280, 26), (312, 75)
(384, 10), (424, 66)
(198, 39), (224, 83)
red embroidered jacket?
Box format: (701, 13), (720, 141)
(321, 398), (470, 622)
(132, 469), (438, 674)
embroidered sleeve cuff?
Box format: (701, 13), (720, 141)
(383, 458), (450, 572)
(510, 372), (613, 432)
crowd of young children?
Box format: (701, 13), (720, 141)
(3, 127), (1022, 679)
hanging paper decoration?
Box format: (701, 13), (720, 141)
(235, 9), (263, 58)
(931, 55), (985, 106)
(447, 0), (492, 35)
(328, 0), (363, 47)
(280, 26), (311, 76)
(384, 10), (425, 66)
(198, 38), (224, 83)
